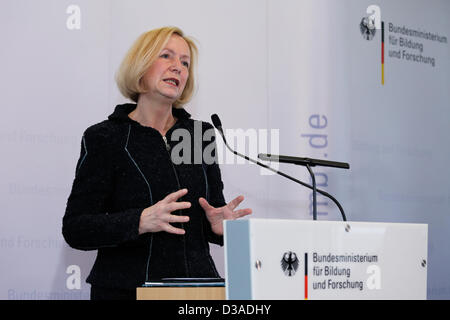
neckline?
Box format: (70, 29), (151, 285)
(127, 113), (180, 137)
(109, 103), (191, 124)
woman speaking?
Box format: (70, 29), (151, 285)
(62, 26), (252, 300)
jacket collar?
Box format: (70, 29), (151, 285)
(108, 103), (191, 123)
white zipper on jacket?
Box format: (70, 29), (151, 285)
(162, 136), (170, 151)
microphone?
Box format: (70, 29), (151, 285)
(258, 154), (350, 170)
(258, 154), (349, 221)
(211, 114), (255, 165)
(210, 114), (347, 221)
(211, 114), (222, 132)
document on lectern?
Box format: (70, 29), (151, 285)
(144, 278), (225, 287)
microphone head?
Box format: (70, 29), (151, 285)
(211, 114), (222, 129)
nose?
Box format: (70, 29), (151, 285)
(170, 58), (182, 74)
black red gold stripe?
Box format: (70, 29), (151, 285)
(305, 253), (308, 300)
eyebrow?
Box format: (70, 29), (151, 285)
(162, 48), (190, 60)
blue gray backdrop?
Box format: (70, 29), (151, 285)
(1, 0), (449, 299)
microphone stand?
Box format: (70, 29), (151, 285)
(258, 154), (350, 221)
(211, 114), (348, 222)
(305, 164), (317, 221)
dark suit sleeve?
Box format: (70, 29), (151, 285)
(62, 127), (142, 251)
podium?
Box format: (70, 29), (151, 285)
(224, 219), (428, 300)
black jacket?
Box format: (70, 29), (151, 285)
(63, 103), (226, 289)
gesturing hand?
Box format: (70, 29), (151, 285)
(139, 189), (191, 235)
(199, 195), (252, 236)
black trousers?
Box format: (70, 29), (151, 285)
(90, 286), (136, 300)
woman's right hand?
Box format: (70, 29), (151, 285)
(138, 188), (191, 235)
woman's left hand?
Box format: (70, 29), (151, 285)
(199, 196), (252, 236)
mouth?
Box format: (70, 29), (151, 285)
(163, 78), (180, 87)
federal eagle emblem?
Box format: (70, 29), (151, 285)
(281, 251), (299, 276)
(360, 16), (376, 40)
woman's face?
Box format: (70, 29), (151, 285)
(141, 34), (191, 104)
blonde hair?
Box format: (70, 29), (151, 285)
(116, 26), (198, 108)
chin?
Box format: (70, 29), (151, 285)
(160, 92), (181, 103)
(163, 89), (184, 101)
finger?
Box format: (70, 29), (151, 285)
(166, 201), (192, 212)
(163, 224), (186, 235)
(227, 195), (244, 211)
(233, 208), (252, 219)
(166, 214), (190, 224)
(198, 197), (214, 211)
(162, 188), (188, 204)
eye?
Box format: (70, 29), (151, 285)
(182, 61), (190, 68)
(160, 53), (170, 59)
